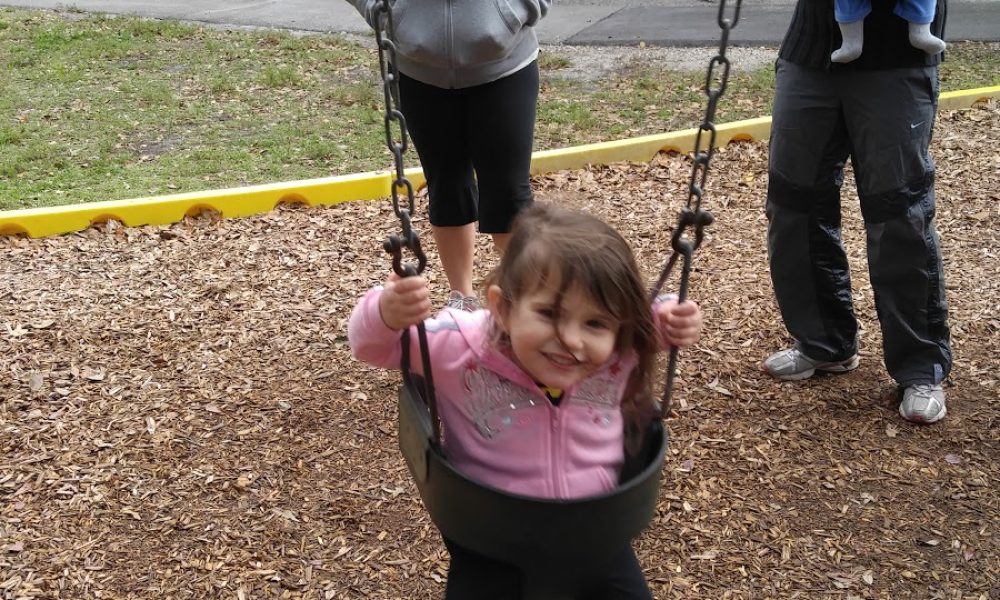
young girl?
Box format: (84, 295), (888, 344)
(348, 203), (703, 599)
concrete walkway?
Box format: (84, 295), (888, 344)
(1, 0), (997, 46)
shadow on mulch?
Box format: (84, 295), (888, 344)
(1, 104), (997, 599)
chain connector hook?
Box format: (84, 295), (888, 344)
(384, 209), (427, 278)
(669, 207), (715, 257)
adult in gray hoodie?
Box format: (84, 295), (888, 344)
(351, 0), (550, 312)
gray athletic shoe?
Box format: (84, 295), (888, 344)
(445, 290), (481, 312)
(899, 383), (947, 424)
(763, 348), (860, 381)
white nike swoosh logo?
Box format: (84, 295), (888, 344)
(911, 122), (925, 129)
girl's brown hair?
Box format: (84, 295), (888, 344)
(486, 203), (659, 432)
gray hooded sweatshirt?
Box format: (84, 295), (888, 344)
(350, 0), (551, 89)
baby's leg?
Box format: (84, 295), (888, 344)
(896, 0), (946, 55)
(907, 22), (946, 55)
(831, 0), (869, 63)
(832, 20), (864, 63)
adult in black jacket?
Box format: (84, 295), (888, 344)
(762, 0), (952, 424)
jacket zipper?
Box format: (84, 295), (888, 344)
(549, 392), (566, 498)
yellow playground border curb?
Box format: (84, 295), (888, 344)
(1, 86), (997, 239)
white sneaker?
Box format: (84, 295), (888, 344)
(899, 383), (947, 424)
(763, 348), (860, 381)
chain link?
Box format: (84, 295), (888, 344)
(372, 0), (440, 442)
(653, 0), (741, 420)
(373, 0), (427, 277)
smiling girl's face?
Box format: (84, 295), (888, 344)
(488, 279), (621, 391)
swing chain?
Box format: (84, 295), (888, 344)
(373, 0), (427, 278)
(676, 0), (740, 257)
(653, 0), (741, 420)
(372, 0), (442, 443)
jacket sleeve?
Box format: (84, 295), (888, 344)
(347, 0), (381, 30)
(348, 286), (468, 376)
(518, 0), (551, 26)
(348, 286), (404, 369)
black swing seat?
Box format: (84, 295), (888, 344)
(398, 374), (667, 599)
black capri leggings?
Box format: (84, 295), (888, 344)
(398, 61), (538, 234)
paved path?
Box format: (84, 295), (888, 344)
(1, 0), (997, 45)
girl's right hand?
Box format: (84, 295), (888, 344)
(655, 298), (703, 349)
(379, 274), (432, 330)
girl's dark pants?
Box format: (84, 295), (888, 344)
(443, 537), (653, 600)
(398, 62), (538, 234)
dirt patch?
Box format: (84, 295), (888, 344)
(1, 103), (997, 599)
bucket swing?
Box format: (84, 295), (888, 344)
(366, 1), (741, 597)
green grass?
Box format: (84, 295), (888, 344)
(1, 7), (998, 211)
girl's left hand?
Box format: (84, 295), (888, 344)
(656, 299), (703, 349)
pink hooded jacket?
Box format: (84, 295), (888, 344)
(349, 287), (650, 500)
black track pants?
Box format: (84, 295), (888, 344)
(765, 59), (951, 386)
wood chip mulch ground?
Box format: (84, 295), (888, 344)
(2, 103), (998, 600)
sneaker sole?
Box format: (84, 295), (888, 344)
(817, 355), (860, 373)
(766, 355), (860, 381)
(899, 404), (947, 424)
(769, 367), (817, 381)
